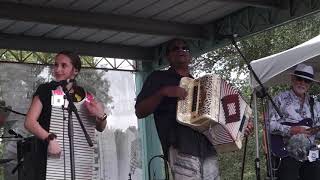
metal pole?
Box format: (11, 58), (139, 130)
(68, 108), (76, 180)
(263, 99), (275, 180)
(253, 92), (261, 180)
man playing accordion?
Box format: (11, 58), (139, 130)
(135, 38), (253, 180)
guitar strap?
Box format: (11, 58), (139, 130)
(310, 96), (315, 125)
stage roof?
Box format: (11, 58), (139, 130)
(0, 0), (319, 63)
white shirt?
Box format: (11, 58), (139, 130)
(269, 89), (320, 137)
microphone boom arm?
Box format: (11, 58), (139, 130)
(226, 35), (282, 180)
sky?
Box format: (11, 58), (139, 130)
(104, 71), (138, 130)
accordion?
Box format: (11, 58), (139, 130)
(177, 74), (252, 153)
(47, 87), (97, 180)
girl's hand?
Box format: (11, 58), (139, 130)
(47, 139), (61, 158)
(85, 99), (105, 119)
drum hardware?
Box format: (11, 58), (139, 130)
(0, 158), (13, 164)
(11, 158), (22, 174)
(0, 129), (24, 142)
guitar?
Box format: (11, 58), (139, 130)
(270, 118), (320, 158)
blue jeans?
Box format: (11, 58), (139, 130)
(169, 146), (220, 180)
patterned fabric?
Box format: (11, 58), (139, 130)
(286, 134), (311, 161)
(169, 147), (220, 180)
(269, 89), (320, 139)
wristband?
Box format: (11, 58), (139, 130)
(45, 133), (57, 143)
(99, 113), (107, 121)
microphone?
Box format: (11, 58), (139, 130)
(50, 79), (75, 88)
(8, 129), (23, 138)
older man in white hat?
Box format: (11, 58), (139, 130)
(269, 63), (320, 180)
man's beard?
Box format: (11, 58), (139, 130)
(293, 85), (307, 96)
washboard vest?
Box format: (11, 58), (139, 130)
(47, 87), (96, 179)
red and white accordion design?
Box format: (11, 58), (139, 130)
(177, 74), (252, 153)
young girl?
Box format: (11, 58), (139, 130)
(24, 51), (107, 179)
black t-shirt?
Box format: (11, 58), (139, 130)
(35, 83), (54, 131)
(136, 69), (216, 159)
(24, 83), (53, 180)
(34, 83), (87, 130)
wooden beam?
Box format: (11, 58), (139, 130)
(0, 2), (206, 39)
(0, 33), (154, 61)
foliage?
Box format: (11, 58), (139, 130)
(190, 13), (320, 180)
(76, 69), (113, 114)
(77, 70), (110, 99)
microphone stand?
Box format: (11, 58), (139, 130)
(11, 158), (23, 174)
(240, 137), (248, 180)
(0, 106), (26, 116)
(0, 136), (22, 139)
(0, 130), (23, 148)
(61, 82), (93, 180)
(12, 132), (25, 175)
(241, 94), (255, 180)
(262, 98), (275, 179)
(0, 135), (23, 143)
(227, 35), (284, 180)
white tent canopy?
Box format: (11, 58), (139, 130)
(250, 35), (320, 89)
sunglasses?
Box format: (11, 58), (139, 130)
(169, 46), (190, 53)
(295, 76), (312, 84)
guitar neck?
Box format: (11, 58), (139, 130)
(308, 126), (320, 133)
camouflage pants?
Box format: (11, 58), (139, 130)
(169, 147), (220, 180)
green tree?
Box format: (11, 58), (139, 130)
(190, 13), (320, 180)
(77, 69), (113, 113)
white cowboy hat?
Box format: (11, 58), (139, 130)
(290, 64), (319, 83)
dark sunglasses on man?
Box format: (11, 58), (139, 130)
(170, 46), (190, 53)
(295, 76), (312, 84)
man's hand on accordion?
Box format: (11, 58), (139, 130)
(47, 139), (62, 158)
(244, 120), (254, 137)
(160, 86), (187, 100)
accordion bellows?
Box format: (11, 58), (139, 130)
(177, 74), (252, 153)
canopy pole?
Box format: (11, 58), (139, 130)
(253, 92), (261, 180)
(262, 98), (276, 180)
